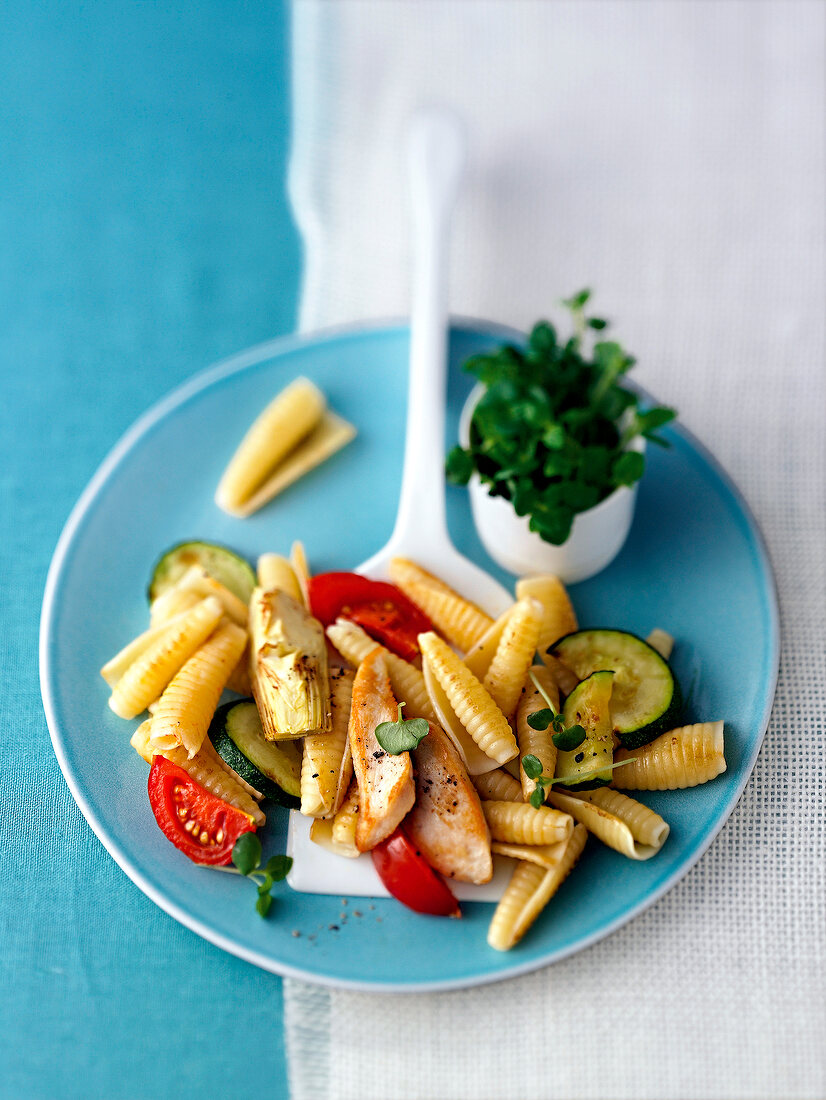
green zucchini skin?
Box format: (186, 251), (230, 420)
(550, 629), (681, 750)
(208, 700), (300, 809)
(555, 670), (615, 790)
(148, 540), (256, 604)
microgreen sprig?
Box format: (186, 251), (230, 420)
(375, 703), (430, 755)
(522, 753), (638, 806)
(526, 670), (586, 750)
(446, 291), (677, 546)
(226, 833), (292, 917)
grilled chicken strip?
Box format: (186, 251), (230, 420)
(349, 649), (415, 852)
(407, 722), (493, 885)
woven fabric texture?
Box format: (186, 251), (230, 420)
(284, 2), (825, 1097)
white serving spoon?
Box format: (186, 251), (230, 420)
(287, 110), (513, 900)
(358, 110), (512, 616)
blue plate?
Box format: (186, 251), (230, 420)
(40, 322), (779, 991)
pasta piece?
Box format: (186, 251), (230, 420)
(487, 824), (587, 951)
(516, 666), (559, 803)
(543, 654), (579, 697)
(109, 597), (224, 720)
(646, 628), (674, 660)
(547, 788), (669, 860)
(132, 719), (265, 825)
(300, 667), (354, 818)
(101, 604), (200, 688)
(257, 553), (302, 603)
(613, 721), (726, 790)
(222, 412), (356, 519)
(225, 650), (252, 695)
(463, 606), (515, 680)
(422, 653), (500, 775)
(418, 632), (518, 766)
(327, 619), (436, 722)
(482, 800), (573, 846)
(516, 574), (578, 656)
(290, 541), (311, 609)
(331, 779), (360, 854)
(148, 586), (202, 628)
(490, 838), (569, 869)
(150, 621), (247, 757)
(483, 598), (543, 718)
(472, 768), (523, 803)
(215, 377), (326, 513)
(389, 558), (493, 652)
(309, 818), (359, 859)
(150, 565), (248, 627)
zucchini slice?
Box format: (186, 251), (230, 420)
(555, 671), (615, 790)
(148, 541), (256, 604)
(550, 629), (681, 749)
(208, 699), (301, 808)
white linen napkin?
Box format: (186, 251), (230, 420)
(285, 2), (826, 1097)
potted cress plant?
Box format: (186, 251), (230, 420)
(447, 291), (676, 582)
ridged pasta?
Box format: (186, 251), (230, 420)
(418, 632), (518, 765)
(109, 597), (224, 719)
(473, 768), (523, 802)
(225, 650), (252, 695)
(463, 606), (514, 680)
(327, 619), (436, 723)
(131, 719), (265, 825)
(149, 586), (202, 627)
(482, 800), (574, 846)
(150, 565), (248, 627)
(646, 627), (674, 660)
(490, 838), (569, 869)
(487, 824), (587, 951)
(300, 667), (354, 818)
(290, 541), (311, 608)
(483, 598), (544, 719)
(331, 780), (359, 853)
(613, 721), (726, 790)
(389, 558), (493, 652)
(516, 665), (559, 803)
(516, 574), (578, 655)
(547, 788), (669, 860)
(150, 621), (247, 757)
(101, 604), (200, 688)
(543, 654), (579, 697)
(215, 377), (326, 513)
(422, 654), (500, 776)
(257, 553), (302, 602)
(223, 412), (356, 518)
(309, 818), (359, 859)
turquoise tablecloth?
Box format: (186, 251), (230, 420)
(0, 4), (300, 1096)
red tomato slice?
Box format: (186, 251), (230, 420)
(308, 572), (433, 661)
(371, 827), (461, 917)
(148, 756), (256, 866)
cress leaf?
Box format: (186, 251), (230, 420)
(445, 445), (474, 485)
(232, 832), (262, 876)
(529, 786), (545, 809)
(612, 450), (645, 487)
(256, 893), (273, 918)
(375, 703), (430, 754)
(527, 708), (554, 731)
(265, 855), (293, 881)
(551, 724), (587, 750)
(521, 754), (544, 781)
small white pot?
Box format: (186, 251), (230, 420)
(459, 383), (644, 583)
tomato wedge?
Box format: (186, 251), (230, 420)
(147, 756), (256, 866)
(308, 572), (433, 662)
(371, 827), (460, 917)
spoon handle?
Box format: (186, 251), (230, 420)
(389, 108), (465, 558)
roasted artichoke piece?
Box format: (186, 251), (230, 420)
(249, 586), (330, 739)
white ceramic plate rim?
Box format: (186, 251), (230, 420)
(39, 318), (780, 993)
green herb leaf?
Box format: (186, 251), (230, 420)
(231, 832), (262, 876)
(529, 786), (545, 809)
(445, 445), (474, 485)
(587, 317), (608, 330)
(255, 893), (273, 918)
(265, 855), (293, 881)
(375, 703), (430, 754)
(562, 289), (591, 310)
(521, 754), (544, 781)
(527, 708), (554, 731)
(552, 724), (586, 750)
(612, 450), (645, 487)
